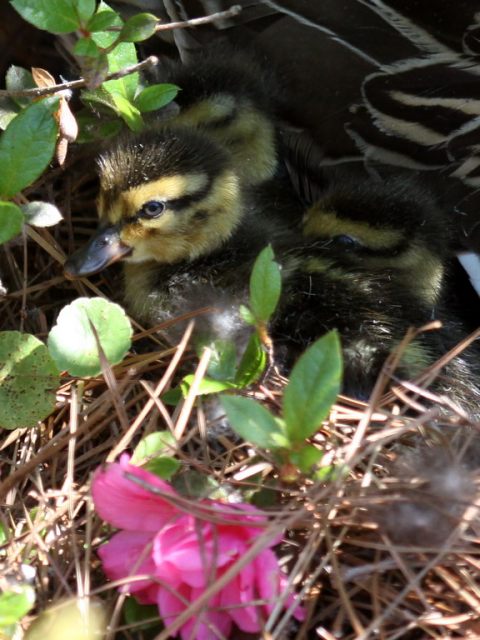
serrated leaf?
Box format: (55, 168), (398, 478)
(47, 297), (132, 377)
(5, 65), (35, 108)
(10, 0), (82, 33)
(220, 395), (289, 449)
(22, 201), (63, 228)
(0, 202), (24, 244)
(283, 331), (342, 442)
(134, 83), (179, 113)
(0, 98), (58, 198)
(0, 332), (59, 430)
(234, 332), (266, 387)
(131, 431), (176, 465)
(250, 245), (282, 324)
(91, 3), (138, 100)
(110, 94), (143, 131)
(119, 13), (158, 42)
(0, 586), (35, 626)
(87, 9), (120, 32)
(74, 37), (101, 58)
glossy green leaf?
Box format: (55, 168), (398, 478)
(0, 332), (59, 430)
(119, 12), (158, 42)
(76, 0), (96, 23)
(81, 86), (119, 113)
(87, 9), (120, 32)
(220, 395), (289, 449)
(74, 37), (101, 58)
(5, 65), (34, 108)
(0, 98), (58, 198)
(250, 245), (282, 323)
(0, 202), (24, 244)
(283, 331), (342, 442)
(47, 297), (132, 377)
(0, 586), (35, 626)
(134, 83), (179, 113)
(131, 431), (176, 465)
(235, 332), (267, 387)
(22, 201), (63, 228)
(10, 0), (82, 33)
(91, 3), (138, 100)
(111, 93), (143, 131)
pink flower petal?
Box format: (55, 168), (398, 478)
(92, 457), (178, 531)
(98, 530), (157, 596)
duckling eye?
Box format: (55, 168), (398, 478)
(140, 200), (166, 218)
(331, 234), (363, 249)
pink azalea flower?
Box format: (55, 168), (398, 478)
(92, 454), (304, 639)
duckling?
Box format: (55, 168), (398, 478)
(152, 44), (283, 188)
(64, 124), (480, 408)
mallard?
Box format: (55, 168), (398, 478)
(63, 119), (480, 407)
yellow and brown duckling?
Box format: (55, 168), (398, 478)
(64, 121), (480, 408)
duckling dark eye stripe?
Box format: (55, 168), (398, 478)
(167, 179), (213, 212)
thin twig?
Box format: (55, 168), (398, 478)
(0, 56), (158, 98)
(155, 4), (242, 32)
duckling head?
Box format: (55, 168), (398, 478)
(64, 127), (242, 278)
(302, 173), (452, 304)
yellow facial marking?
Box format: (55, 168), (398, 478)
(117, 170), (241, 265)
(303, 207), (403, 249)
(172, 94), (237, 128)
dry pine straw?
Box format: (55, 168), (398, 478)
(1, 150), (480, 640)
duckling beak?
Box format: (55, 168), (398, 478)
(64, 224), (132, 279)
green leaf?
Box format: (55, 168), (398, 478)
(239, 304), (255, 325)
(0, 586), (35, 626)
(235, 332), (267, 387)
(119, 13), (158, 42)
(10, 0), (82, 33)
(91, 3), (138, 100)
(22, 201), (63, 228)
(290, 444), (324, 473)
(206, 339), (237, 382)
(283, 331), (342, 442)
(180, 375), (236, 396)
(131, 431), (176, 465)
(110, 93), (143, 132)
(81, 86), (119, 113)
(161, 387), (182, 406)
(0, 202), (24, 244)
(134, 83), (179, 113)
(76, 0), (96, 24)
(249, 245), (282, 323)
(87, 9), (120, 32)
(5, 65), (34, 108)
(74, 37), (101, 58)
(0, 522), (8, 546)
(144, 456), (180, 479)
(123, 598), (158, 631)
(0, 97), (18, 130)
(220, 395), (289, 449)
(47, 297), (132, 377)
(0, 332), (59, 430)
(0, 97), (58, 198)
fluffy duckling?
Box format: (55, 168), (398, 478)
(64, 124), (480, 408)
(153, 45), (282, 188)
